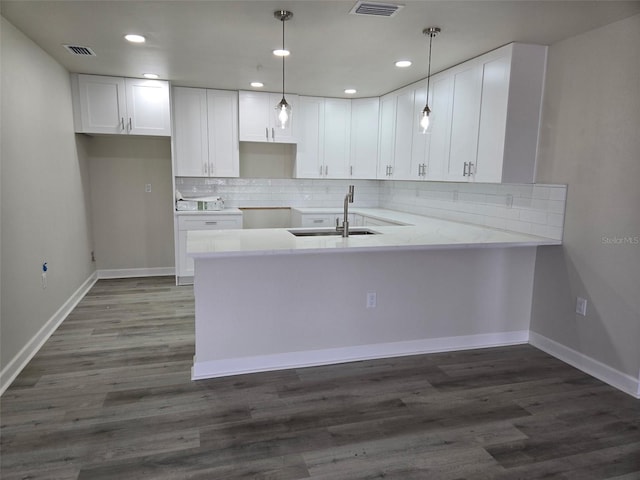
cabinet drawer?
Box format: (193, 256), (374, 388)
(300, 215), (334, 227)
(178, 215), (242, 230)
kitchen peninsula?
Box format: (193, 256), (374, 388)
(189, 209), (560, 380)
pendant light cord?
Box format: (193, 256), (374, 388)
(426, 32), (433, 104)
(281, 17), (286, 99)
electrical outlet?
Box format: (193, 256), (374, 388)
(145, 184), (152, 193)
(576, 297), (587, 316)
(506, 194), (514, 208)
(366, 292), (377, 309)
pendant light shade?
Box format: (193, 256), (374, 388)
(274, 10), (293, 129)
(419, 27), (440, 134)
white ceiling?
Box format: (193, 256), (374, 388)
(2, 0), (640, 98)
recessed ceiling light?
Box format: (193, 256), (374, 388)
(344, 89), (357, 94)
(143, 73), (159, 79)
(395, 60), (412, 68)
(250, 82), (264, 88)
(273, 49), (290, 57)
(124, 34), (146, 43)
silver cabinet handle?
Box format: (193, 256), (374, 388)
(313, 219), (323, 224)
(265, 127), (269, 140)
(325, 165), (328, 176)
(320, 165), (323, 176)
(468, 162), (474, 176)
(120, 117), (125, 131)
(350, 165), (353, 176)
(203, 162), (208, 175)
(205, 221), (218, 225)
(128, 118), (132, 132)
(389, 165), (393, 176)
(463, 162), (468, 176)
(271, 127), (275, 140)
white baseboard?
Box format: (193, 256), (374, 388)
(192, 330), (530, 380)
(0, 272), (98, 396)
(97, 267), (175, 279)
(529, 331), (640, 399)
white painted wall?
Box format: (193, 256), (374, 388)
(531, 14), (640, 385)
(0, 18), (95, 374)
(193, 247), (537, 377)
(87, 136), (175, 271)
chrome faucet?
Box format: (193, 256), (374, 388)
(336, 185), (355, 237)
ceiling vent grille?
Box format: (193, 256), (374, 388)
(349, 1), (404, 17)
(63, 45), (96, 56)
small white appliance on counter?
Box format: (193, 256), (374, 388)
(175, 192), (225, 211)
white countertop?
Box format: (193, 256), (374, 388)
(187, 208), (560, 258)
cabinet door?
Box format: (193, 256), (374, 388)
(295, 96), (324, 178)
(427, 72), (454, 181)
(173, 87), (209, 177)
(392, 88), (415, 179)
(77, 75), (126, 134)
(207, 90), (239, 177)
(350, 98), (379, 179)
(377, 94), (396, 178)
(411, 82), (430, 180)
(125, 78), (171, 136)
(323, 98), (351, 178)
(474, 54), (511, 183)
(239, 91), (272, 142)
(444, 64), (483, 181)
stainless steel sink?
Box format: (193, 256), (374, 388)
(288, 228), (379, 237)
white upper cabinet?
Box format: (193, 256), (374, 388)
(295, 97), (351, 179)
(443, 63), (484, 181)
(295, 96), (324, 178)
(206, 89), (239, 177)
(238, 91), (298, 143)
(323, 98), (351, 178)
(72, 74), (171, 136)
(377, 93), (397, 178)
(474, 44), (547, 184)
(428, 43), (547, 184)
(172, 87), (239, 178)
(349, 97), (379, 179)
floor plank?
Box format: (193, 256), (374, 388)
(1, 276), (638, 479)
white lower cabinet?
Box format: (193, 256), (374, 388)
(175, 214), (243, 284)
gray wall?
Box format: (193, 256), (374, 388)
(88, 136), (174, 271)
(0, 18), (95, 370)
(532, 14), (640, 379)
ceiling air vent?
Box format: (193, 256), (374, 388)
(349, 1), (404, 17)
(63, 44), (96, 56)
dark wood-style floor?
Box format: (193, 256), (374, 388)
(1, 277), (638, 479)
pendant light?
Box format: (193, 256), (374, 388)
(419, 26), (441, 134)
(274, 10), (293, 129)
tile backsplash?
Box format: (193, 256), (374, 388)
(175, 177), (566, 240)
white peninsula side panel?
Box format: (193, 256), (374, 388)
(192, 247), (537, 379)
